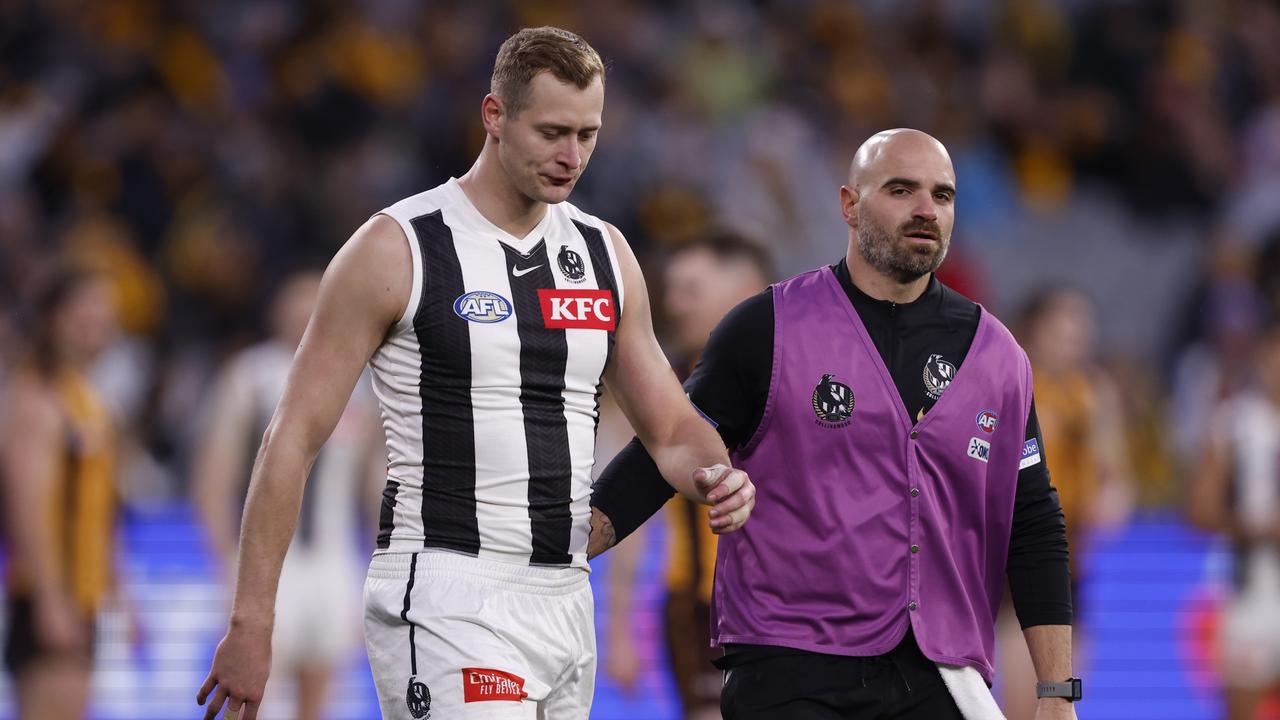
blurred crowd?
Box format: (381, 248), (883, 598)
(2, 0), (1280, 716)
(0, 0), (1278, 502)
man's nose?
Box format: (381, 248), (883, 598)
(557, 138), (582, 170)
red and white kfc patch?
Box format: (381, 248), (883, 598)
(538, 289), (615, 330)
(461, 667), (528, 703)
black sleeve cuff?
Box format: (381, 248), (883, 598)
(590, 436), (676, 542)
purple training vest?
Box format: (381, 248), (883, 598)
(712, 267), (1034, 683)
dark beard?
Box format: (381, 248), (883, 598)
(856, 211), (948, 283)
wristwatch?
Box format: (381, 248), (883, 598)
(1036, 677), (1083, 701)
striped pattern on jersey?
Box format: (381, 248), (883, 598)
(369, 178), (624, 568)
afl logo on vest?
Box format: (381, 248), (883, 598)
(557, 244), (587, 282)
(812, 373), (854, 427)
(975, 409), (999, 433)
(453, 291), (512, 323)
(922, 353), (956, 400)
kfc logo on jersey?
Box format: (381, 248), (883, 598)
(462, 668), (528, 703)
(976, 410), (999, 434)
(453, 290), (512, 324)
(538, 289), (616, 330)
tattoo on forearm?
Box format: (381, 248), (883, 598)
(587, 509), (617, 559)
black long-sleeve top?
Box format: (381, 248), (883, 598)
(593, 260), (1072, 630)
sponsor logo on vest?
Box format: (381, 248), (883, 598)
(538, 289), (615, 330)
(558, 244), (587, 282)
(967, 436), (991, 463)
(922, 353), (956, 400)
(976, 410), (999, 433)
(462, 667), (529, 703)
(1019, 438), (1042, 470)
(453, 290), (513, 323)
(405, 676), (431, 718)
(812, 373), (854, 427)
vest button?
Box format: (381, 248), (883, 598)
(910, 544), (920, 553)
(908, 601), (919, 611)
(910, 488), (920, 497)
(910, 430), (919, 439)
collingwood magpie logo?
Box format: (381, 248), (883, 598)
(558, 244), (587, 282)
(812, 373), (854, 425)
(922, 354), (956, 400)
(406, 676), (431, 718)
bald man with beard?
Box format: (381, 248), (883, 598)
(591, 130), (1078, 719)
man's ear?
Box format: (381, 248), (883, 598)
(481, 93), (505, 138)
(840, 185), (860, 229)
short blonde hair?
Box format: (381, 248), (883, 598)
(490, 26), (605, 116)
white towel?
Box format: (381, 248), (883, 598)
(937, 663), (1007, 720)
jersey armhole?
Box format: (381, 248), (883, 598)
(599, 220), (626, 314)
(374, 211), (423, 332)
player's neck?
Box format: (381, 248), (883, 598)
(845, 245), (930, 304)
(458, 149), (547, 239)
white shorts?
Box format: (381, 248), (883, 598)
(364, 551), (596, 719)
(273, 550), (362, 668)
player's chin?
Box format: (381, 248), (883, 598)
(534, 175), (577, 203)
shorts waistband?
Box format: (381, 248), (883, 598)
(367, 550), (589, 594)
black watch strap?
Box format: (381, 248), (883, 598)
(1036, 678), (1083, 701)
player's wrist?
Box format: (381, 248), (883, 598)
(228, 608), (274, 634)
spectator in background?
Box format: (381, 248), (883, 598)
(1001, 286), (1133, 719)
(0, 265), (119, 720)
(605, 230), (772, 719)
(1188, 323), (1280, 720)
(192, 271), (383, 720)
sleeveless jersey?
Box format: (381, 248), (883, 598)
(370, 178), (624, 568)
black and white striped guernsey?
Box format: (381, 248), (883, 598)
(369, 178), (625, 568)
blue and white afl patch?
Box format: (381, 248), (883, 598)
(976, 410), (999, 434)
(967, 437), (991, 463)
(454, 291), (512, 323)
(1019, 438), (1042, 470)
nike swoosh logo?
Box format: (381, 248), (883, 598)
(512, 265), (542, 277)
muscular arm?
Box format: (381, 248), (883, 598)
(601, 224), (731, 497)
(588, 224), (754, 557)
(200, 214), (409, 718)
(1024, 624), (1075, 713)
(228, 215), (407, 628)
(592, 291), (771, 546)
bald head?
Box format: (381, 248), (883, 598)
(848, 128), (953, 188)
(840, 128), (957, 287)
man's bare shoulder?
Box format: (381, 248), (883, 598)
(326, 214), (413, 329)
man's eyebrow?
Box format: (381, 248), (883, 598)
(881, 177), (921, 189)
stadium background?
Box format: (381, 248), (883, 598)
(2, 0), (1279, 718)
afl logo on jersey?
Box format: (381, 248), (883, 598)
(976, 410), (999, 433)
(812, 373), (854, 426)
(453, 291), (512, 323)
(558, 244), (587, 282)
